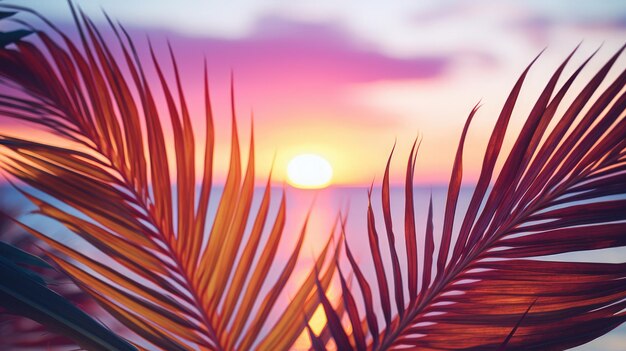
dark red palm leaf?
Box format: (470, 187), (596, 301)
(334, 46), (626, 350)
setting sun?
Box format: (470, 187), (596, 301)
(286, 154), (333, 189)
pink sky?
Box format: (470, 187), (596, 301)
(1, 2), (626, 350)
(4, 1), (626, 187)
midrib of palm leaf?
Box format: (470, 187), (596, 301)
(376, 189), (565, 350)
(60, 14), (222, 345)
(128, 185), (220, 345)
(0, 4), (339, 351)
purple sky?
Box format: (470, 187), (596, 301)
(5, 0), (625, 186)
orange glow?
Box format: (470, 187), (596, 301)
(309, 305), (329, 335)
(292, 283), (341, 350)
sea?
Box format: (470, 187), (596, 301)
(2, 185), (624, 350)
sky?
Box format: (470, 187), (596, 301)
(2, 2), (626, 350)
(5, 0), (626, 186)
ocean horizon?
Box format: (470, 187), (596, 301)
(2, 184), (624, 350)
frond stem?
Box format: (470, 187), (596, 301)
(376, 168), (585, 350)
(117, 175), (224, 350)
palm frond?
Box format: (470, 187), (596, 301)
(0, 4), (337, 350)
(0, 198), (136, 351)
(323, 46), (626, 350)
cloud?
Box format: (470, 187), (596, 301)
(180, 16), (450, 85)
(125, 15), (452, 130)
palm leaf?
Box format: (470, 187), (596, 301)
(0, 253), (138, 351)
(0, 4), (337, 350)
(322, 46), (626, 350)
(0, 199), (136, 351)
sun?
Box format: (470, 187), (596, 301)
(286, 154), (333, 189)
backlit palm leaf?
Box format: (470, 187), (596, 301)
(0, 4), (337, 350)
(320, 47), (626, 350)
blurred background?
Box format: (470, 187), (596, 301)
(2, 1), (626, 349)
(9, 0), (626, 186)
